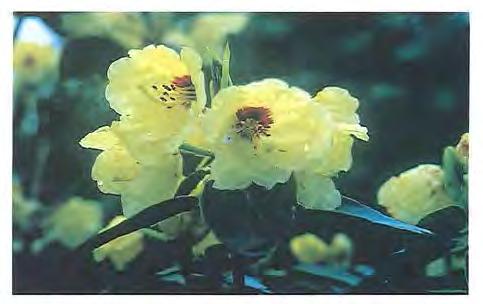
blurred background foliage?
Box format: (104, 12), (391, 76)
(12, 12), (468, 294)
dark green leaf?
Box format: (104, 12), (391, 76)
(201, 177), (296, 257)
(79, 196), (198, 252)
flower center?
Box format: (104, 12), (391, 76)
(23, 55), (36, 68)
(234, 106), (274, 141)
(150, 75), (196, 109)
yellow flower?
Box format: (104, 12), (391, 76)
(204, 79), (322, 190)
(165, 13), (249, 61)
(309, 87), (369, 174)
(295, 171), (342, 210)
(106, 44), (206, 117)
(378, 164), (456, 225)
(13, 41), (58, 89)
(93, 216), (144, 271)
(294, 87), (368, 210)
(43, 197), (103, 249)
(290, 233), (354, 266)
(61, 12), (147, 49)
(328, 233), (353, 268)
(204, 80), (368, 213)
(290, 233), (330, 264)
(80, 45), (207, 216)
(80, 125), (182, 217)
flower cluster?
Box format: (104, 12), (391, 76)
(81, 44), (368, 217)
(80, 45), (206, 217)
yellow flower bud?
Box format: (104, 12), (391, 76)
(378, 164), (456, 225)
(290, 233), (330, 264)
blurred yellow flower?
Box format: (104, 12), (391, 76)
(12, 180), (40, 231)
(93, 216), (144, 271)
(43, 197), (103, 249)
(290, 233), (330, 264)
(80, 125), (182, 217)
(290, 233), (354, 266)
(378, 164), (456, 225)
(165, 13), (249, 61)
(61, 12), (147, 49)
(13, 41), (58, 91)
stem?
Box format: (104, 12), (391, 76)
(179, 143), (214, 159)
(232, 254), (246, 291)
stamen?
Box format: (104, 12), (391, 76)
(234, 106), (274, 142)
(149, 75), (197, 109)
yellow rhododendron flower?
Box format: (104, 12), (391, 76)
(378, 164), (456, 225)
(13, 41), (59, 90)
(204, 79), (368, 211)
(309, 87), (369, 173)
(61, 12), (147, 49)
(204, 79), (324, 190)
(106, 44), (206, 118)
(93, 216), (144, 271)
(80, 125), (182, 217)
(290, 233), (330, 264)
(43, 197), (103, 249)
(295, 87), (368, 210)
(165, 13), (249, 61)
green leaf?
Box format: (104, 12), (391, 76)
(201, 176), (296, 257)
(79, 196), (198, 252)
(220, 42), (233, 89)
(332, 196), (433, 235)
(293, 263), (362, 287)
